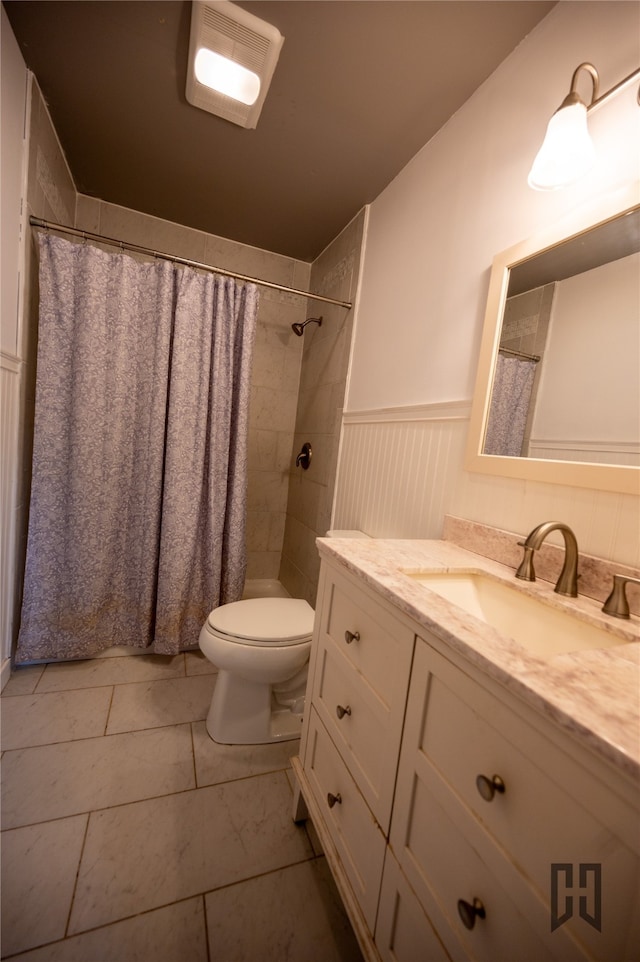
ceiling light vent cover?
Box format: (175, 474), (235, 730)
(186, 0), (284, 128)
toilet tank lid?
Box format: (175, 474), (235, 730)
(207, 598), (314, 642)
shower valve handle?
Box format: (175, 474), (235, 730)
(295, 442), (312, 469)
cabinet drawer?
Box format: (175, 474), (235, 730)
(394, 775), (578, 962)
(321, 566), (414, 709)
(305, 709), (386, 931)
(312, 635), (405, 831)
(376, 850), (452, 962)
(392, 639), (640, 962)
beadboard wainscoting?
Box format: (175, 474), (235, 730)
(1, 352), (22, 685)
(332, 401), (471, 539)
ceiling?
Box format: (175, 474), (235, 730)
(4, 0), (556, 261)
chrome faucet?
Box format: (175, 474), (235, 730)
(516, 521), (579, 597)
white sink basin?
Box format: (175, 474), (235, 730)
(403, 570), (626, 658)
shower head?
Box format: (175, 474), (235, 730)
(292, 316), (323, 337)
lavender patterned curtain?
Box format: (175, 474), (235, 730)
(16, 233), (258, 662)
(484, 354), (536, 457)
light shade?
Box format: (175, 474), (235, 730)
(528, 102), (597, 190)
(527, 63), (602, 191)
(186, 1), (284, 129)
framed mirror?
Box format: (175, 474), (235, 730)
(466, 183), (640, 495)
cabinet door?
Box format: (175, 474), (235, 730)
(389, 640), (602, 962)
(313, 565), (414, 829)
(376, 850), (452, 962)
(305, 708), (386, 931)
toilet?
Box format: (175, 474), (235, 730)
(198, 530), (369, 745)
(199, 597), (314, 744)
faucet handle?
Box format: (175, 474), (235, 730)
(515, 543), (536, 582)
(602, 574), (640, 619)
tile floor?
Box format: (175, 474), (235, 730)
(0, 649), (364, 961)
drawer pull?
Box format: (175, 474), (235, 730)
(327, 792), (342, 808)
(457, 897), (486, 930)
(475, 773), (506, 802)
(336, 704), (352, 719)
(344, 629), (360, 644)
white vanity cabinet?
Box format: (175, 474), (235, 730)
(292, 556), (640, 962)
(385, 636), (640, 962)
(293, 559), (416, 934)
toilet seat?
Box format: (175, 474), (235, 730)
(206, 598), (314, 647)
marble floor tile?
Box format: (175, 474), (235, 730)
(6, 897), (208, 962)
(1, 814), (88, 957)
(192, 719), (298, 787)
(68, 772), (313, 934)
(205, 857), (364, 962)
(2, 666), (45, 696)
(2, 724), (195, 830)
(106, 673), (216, 734)
(1, 687), (112, 750)
(185, 650), (217, 675)
(35, 654), (185, 692)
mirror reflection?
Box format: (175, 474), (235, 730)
(483, 206), (640, 467)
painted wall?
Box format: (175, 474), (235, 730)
(335, 1), (640, 566)
(1, 5), (27, 356)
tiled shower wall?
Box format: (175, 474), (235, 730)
(2, 75), (77, 669)
(279, 211), (366, 605)
(501, 283), (554, 456)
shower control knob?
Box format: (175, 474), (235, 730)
(475, 774), (506, 802)
(457, 897), (486, 930)
(344, 630), (360, 645)
(336, 704), (351, 719)
(295, 442), (312, 469)
(327, 792), (342, 808)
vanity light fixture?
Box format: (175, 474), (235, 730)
(186, 0), (284, 128)
(528, 62), (640, 190)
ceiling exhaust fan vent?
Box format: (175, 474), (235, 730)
(186, 0), (284, 129)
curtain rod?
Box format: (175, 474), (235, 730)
(499, 346), (540, 362)
(29, 217), (353, 310)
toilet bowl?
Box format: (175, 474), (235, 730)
(199, 532), (370, 746)
(198, 597), (314, 745)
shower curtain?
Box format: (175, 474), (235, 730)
(16, 233), (258, 662)
(484, 354), (536, 457)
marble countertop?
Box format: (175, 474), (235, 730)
(316, 537), (640, 782)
